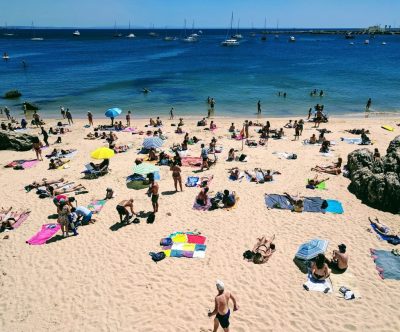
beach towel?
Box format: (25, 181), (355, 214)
(330, 271), (361, 300)
(272, 152), (297, 160)
(229, 172), (244, 181)
(22, 160), (39, 169)
(186, 176), (199, 187)
(325, 200), (344, 214)
(26, 223), (61, 245)
(306, 179), (326, 190)
(246, 171), (267, 183)
(370, 223), (400, 244)
(122, 127), (137, 133)
(303, 197), (325, 213)
(340, 137), (363, 144)
(304, 273), (333, 293)
(264, 194), (293, 210)
(11, 212), (30, 229)
(370, 249), (400, 280)
(193, 198), (212, 211)
(160, 232), (207, 259)
(87, 199), (107, 214)
(181, 157), (202, 167)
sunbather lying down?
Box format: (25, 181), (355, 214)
(245, 169), (280, 183)
(307, 175), (329, 189)
(283, 192), (304, 213)
(0, 208), (30, 232)
(243, 235), (276, 264)
(369, 217), (399, 238)
(49, 158), (70, 170)
(311, 157), (342, 175)
(28, 178), (65, 189)
(229, 167), (243, 180)
(48, 184), (86, 196)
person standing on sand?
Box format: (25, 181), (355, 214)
(169, 107), (174, 120)
(66, 109), (73, 125)
(244, 120), (249, 138)
(60, 106), (65, 119)
(32, 137), (43, 161)
(170, 161), (183, 192)
(87, 112), (93, 126)
(126, 110), (131, 127)
(40, 127), (49, 146)
(208, 280), (238, 332)
(366, 98), (372, 110)
(257, 100), (261, 114)
(147, 173), (159, 213)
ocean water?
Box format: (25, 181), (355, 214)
(1, 29), (399, 118)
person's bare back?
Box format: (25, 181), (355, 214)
(215, 291), (231, 315)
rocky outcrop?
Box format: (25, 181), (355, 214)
(0, 130), (38, 151)
(347, 136), (400, 213)
(3, 90), (22, 99)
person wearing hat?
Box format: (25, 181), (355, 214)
(327, 244), (349, 273)
(208, 280), (238, 332)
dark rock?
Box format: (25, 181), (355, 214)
(23, 102), (39, 111)
(347, 136), (400, 213)
(3, 90), (22, 99)
(0, 130), (38, 151)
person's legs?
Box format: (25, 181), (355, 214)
(173, 177), (178, 191)
(178, 177), (183, 191)
(213, 318), (219, 332)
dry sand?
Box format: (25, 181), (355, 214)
(0, 114), (399, 332)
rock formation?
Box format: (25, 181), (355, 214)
(0, 130), (38, 151)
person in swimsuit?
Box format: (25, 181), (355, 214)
(58, 204), (71, 237)
(252, 235), (276, 264)
(307, 175), (329, 189)
(147, 174), (159, 213)
(208, 280), (238, 332)
(369, 217), (399, 238)
(284, 192), (304, 212)
(326, 244), (349, 273)
(200, 144), (209, 171)
(170, 162), (182, 192)
(229, 168), (240, 180)
(196, 187), (209, 206)
(116, 199), (135, 223)
(227, 148), (235, 162)
(311, 158), (343, 175)
(311, 254), (330, 280)
(32, 137), (43, 161)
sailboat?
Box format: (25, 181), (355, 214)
(274, 20), (280, 39)
(232, 19), (243, 39)
(113, 21), (122, 38)
(73, 30), (80, 36)
(261, 17), (267, 41)
(164, 26), (175, 41)
(221, 13), (239, 46)
(126, 21), (135, 38)
(148, 24), (158, 37)
(182, 19), (197, 42)
(30, 22), (43, 41)
(3, 22), (14, 36)
(289, 36), (296, 42)
(250, 23), (256, 37)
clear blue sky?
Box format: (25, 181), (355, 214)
(1, 0), (399, 28)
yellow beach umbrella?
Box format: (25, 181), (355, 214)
(90, 147), (115, 160)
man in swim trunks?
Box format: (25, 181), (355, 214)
(116, 199), (135, 223)
(147, 174), (159, 213)
(326, 244), (349, 273)
(208, 280), (238, 332)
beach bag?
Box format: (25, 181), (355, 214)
(132, 218), (140, 224)
(147, 213), (155, 224)
(149, 252), (166, 263)
(243, 250), (255, 260)
(289, 153), (297, 160)
(160, 238), (173, 246)
(321, 200), (328, 210)
(238, 154), (247, 162)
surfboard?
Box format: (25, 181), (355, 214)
(382, 125), (394, 132)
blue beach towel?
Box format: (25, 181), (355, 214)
(264, 194), (293, 210)
(373, 250), (400, 280)
(303, 197), (325, 213)
(325, 200), (344, 214)
(186, 176), (199, 187)
(341, 137), (362, 144)
(371, 224), (400, 245)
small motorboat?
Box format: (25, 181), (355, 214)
(349, 42), (355, 45)
(73, 30), (80, 36)
(364, 39), (370, 45)
(2, 53), (9, 61)
(289, 36), (296, 42)
(382, 42), (387, 45)
(232, 33), (243, 39)
(221, 38), (239, 46)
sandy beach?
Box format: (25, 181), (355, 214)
(0, 114), (399, 332)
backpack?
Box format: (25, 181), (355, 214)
(149, 252), (166, 263)
(147, 213), (155, 224)
(321, 200), (328, 209)
(238, 154), (247, 162)
(243, 250), (255, 260)
(160, 238), (173, 246)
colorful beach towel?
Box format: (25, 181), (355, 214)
(5, 159), (39, 170)
(87, 199), (107, 214)
(11, 212), (30, 229)
(160, 232), (207, 259)
(370, 249), (400, 280)
(26, 223), (61, 245)
(306, 179), (327, 190)
(304, 273), (333, 293)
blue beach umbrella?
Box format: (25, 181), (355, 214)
(142, 137), (164, 149)
(105, 107), (122, 118)
(295, 239), (328, 260)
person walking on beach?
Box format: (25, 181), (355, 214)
(60, 106), (65, 119)
(169, 107), (174, 120)
(66, 109), (73, 125)
(200, 143), (209, 171)
(40, 127), (49, 146)
(33, 111), (40, 127)
(307, 107), (312, 120)
(210, 98), (215, 110)
(257, 100), (261, 114)
(126, 111), (131, 127)
(366, 98), (372, 110)
(244, 120), (249, 138)
(87, 112), (93, 127)
(147, 173), (159, 213)
(208, 280), (238, 332)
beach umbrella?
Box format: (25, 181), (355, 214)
(105, 107), (122, 118)
(133, 162), (159, 176)
(142, 137), (164, 149)
(91, 147), (115, 160)
(295, 239), (328, 260)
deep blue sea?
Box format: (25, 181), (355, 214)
(1, 29), (399, 118)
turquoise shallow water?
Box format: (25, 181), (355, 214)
(1, 29), (399, 118)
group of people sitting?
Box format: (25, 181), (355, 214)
(149, 117), (163, 127)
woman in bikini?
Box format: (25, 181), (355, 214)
(311, 157), (342, 175)
(311, 254), (331, 280)
(196, 187), (209, 206)
(170, 162), (183, 192)
(32, 137), (43, 161)
(252, 235), (276, 264)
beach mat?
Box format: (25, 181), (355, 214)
(186, 176), (199, 187)
(306, 179), (326, 190)
(303, 197), (325, 213)
(264, 194), (292, 210)
(22, 160), (39, 169)
(26, 223), (61, 245)
(341, 137), (362, 144)
(304, 273), (333, 293)
(193, 198), (212, 211)
(11, 212), (30, 229)
(87, 199), (107, 214)
(325, 200), (344, 214)
(161, 232), (207, 259)
(370, 223), (400, 244)
(371, 249), (400, 280)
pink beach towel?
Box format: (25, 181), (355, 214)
(12, 212), (30, 229)
(26, 223), (61, 245)
(181, 157), (202, 167)
(193, 198), (212, 211)
(187, 234), (207, 244)
(22, 160), (39, 169)
(122, 127), (137, 133)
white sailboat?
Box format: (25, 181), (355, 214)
(3, 22), (14, 36)
(261, 17), (267, 41)
(232, 19), (243, 39)
(183, 19), (197, 42)
(148, 24), (158, 37)
(221, 13), (239, 46)
(164, 26), (175, 41)
(2, 52), (10, 61)
(113, 21), (122, 37)
(289, 36), (296, 42)
(73, 30), (80, 36)
(250, 23), (256, 37)
(126, 21), (135, 38)
(30, 22), (43, 41)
